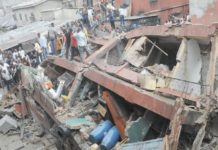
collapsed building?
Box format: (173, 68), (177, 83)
(14, 24), (218, 150)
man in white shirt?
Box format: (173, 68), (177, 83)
(74, 28), (88, 62)
(0, 62), (13, 91)
(13, 49), (19, 61)
(37, 33), (48, 59)
(119, 7), (127, 26)
(88, 8), (94, 26)
(18, 47), (26, 59)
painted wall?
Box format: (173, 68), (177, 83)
(41, 9), (81, 21)
(0, 0), (28, 14)
(190, 0), (218, 25)
(115, 0), (189, 24)
(12, 0), (62, 26)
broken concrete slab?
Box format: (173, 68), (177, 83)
(138, 75), (156, 90)
(0, 115), (18, 134)
(124, 36), (147, 67)
(85, 38), (120, 64)
(125, 111), (156, 143)
(169, 39), (202, 96)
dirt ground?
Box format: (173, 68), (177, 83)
(0, 132), (57, 150)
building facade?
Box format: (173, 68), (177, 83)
(115, 0), (189, 24)
(190, 0), (218, 25)
(12, 0), (62, 26)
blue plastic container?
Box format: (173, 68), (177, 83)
(100, 126), (120, 150)
(89, 120), (113, 143)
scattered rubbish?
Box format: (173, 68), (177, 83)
(121, 138), (164, 150)
(65, 118), (95, 130)
(0, 115), (18, 134)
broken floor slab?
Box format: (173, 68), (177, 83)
(124, 36), (148, 67)
(169, 39), (202, 97)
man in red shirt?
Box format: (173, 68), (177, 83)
(70, 30), (78, 60)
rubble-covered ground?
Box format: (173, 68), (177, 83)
(0, 89), (57, 150)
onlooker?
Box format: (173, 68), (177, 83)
(74, 28), (88, 62)
(37, 33), (48, 59)
(88, 7), (94, 26)
(108, 10), (115, 29)
(119, 7), (126, 26)
(60, 28), (67, 57)
(65, 25), (72, 59)
(34, 43), (43, 64)
(70, 29), (78, 60)
(0, 62), (13, 91)
(48, 23), (57, 55)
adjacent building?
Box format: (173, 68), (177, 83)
(190, 0), (218, 25)
(12, 0), (62, 26)
(115, 0), (189, 24)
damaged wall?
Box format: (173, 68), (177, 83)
(115, 0), (189, 24)
(168, 39), (202, 96)
(190, 0), (218, 25)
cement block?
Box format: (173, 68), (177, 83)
(0, 115), (18, 134)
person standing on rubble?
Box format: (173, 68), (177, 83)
(48, 23), (57, 55)
(60, 28), (67, 57)
(119, 6), (126, 26)
(37, 33), (48, 60)
(0, 62), (13, 91)
(70, 28), (78, 61)
(34, 43), (43, 64)
(74, 28), (88, 62)
(108, 9), (115, 30)
(88, 7), (94, 27)
(65, 24), (72, 59)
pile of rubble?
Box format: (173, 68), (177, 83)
(9, 24), (218, 150)
(0, 89), (57, 150)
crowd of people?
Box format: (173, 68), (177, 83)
(35, 21), (91, 63)
(164, 14), (191, 27)
(0, 1), (192, 92)
(0, 46), (36, 91)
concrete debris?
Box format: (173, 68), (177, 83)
(2, 4), (218, 149)
(121, 138), (164, 150)
(169, 39), (202, 96)
(124, 36), (148, 67)
(125, 111), (156, 143)
(0, 115), (18, 134)
(138, 75), (157, 90)
(146, 64), (170, 77)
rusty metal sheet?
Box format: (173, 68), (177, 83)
(103, 91), (127, 139)
(126, 25), (216, 39)
(84, 68), (175, 119)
